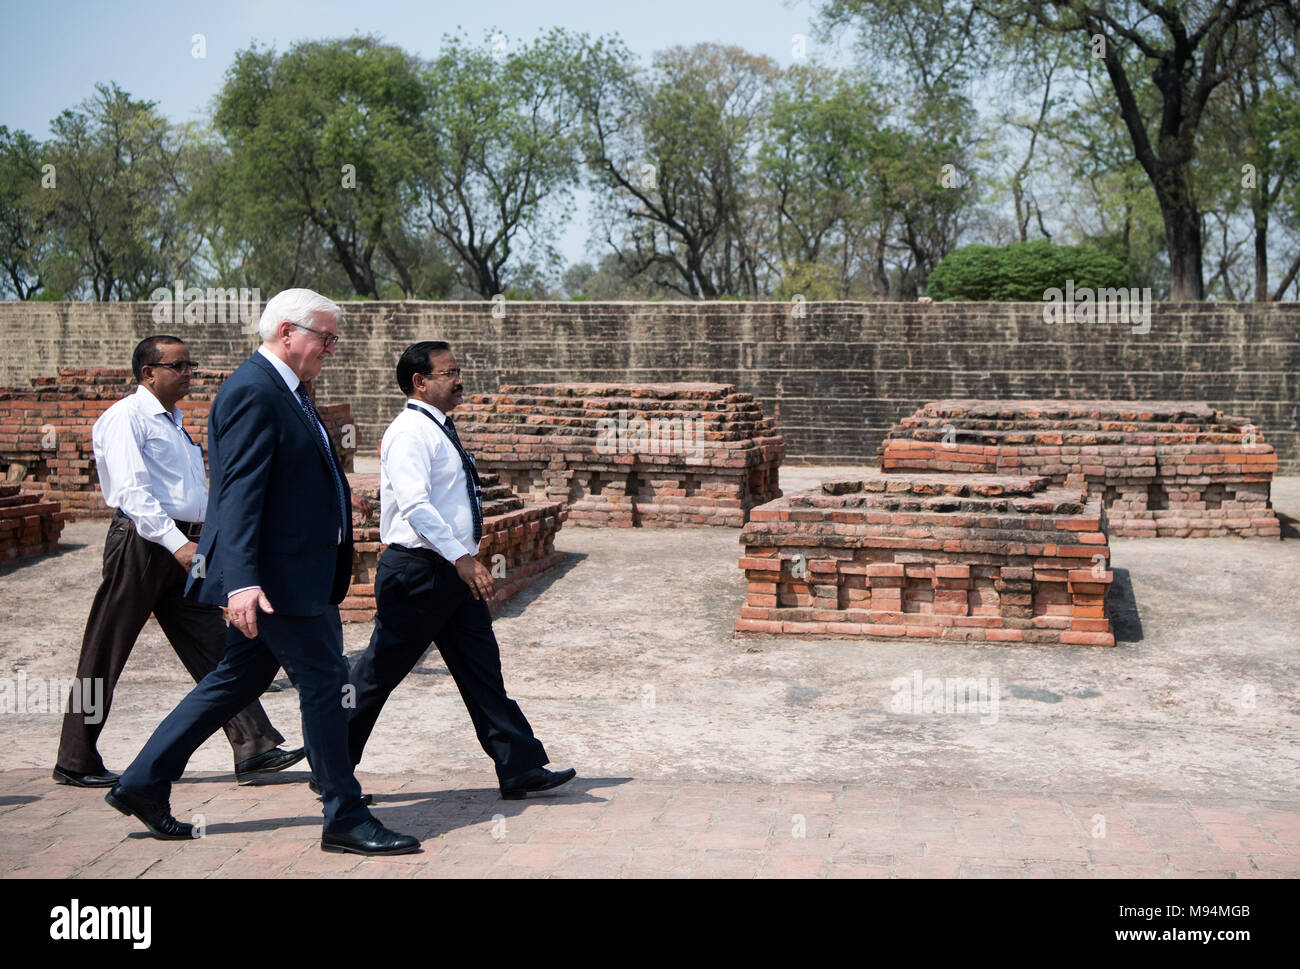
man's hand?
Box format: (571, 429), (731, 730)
(227, 587), (275, 639)
(455, 554), (495, 601)
(352, 493), (375, 525)
(173, 540), (198, 572)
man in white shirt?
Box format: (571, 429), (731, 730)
(344, 341), (575, 799)
(52, 336), (304, 788)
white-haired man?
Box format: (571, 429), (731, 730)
(108, 289), (419, 855)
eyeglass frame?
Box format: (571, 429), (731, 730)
(289, 321), (340, 350)
(147, 360), (197, 373)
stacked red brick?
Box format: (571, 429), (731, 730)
(341, 471), (566, 622)
(455, 383), (784, 526)
(0, 483), (66, 567)
(737, 472), (1114, 645)
(880, 400), (1279, 538)
(0, 368), (357, 520)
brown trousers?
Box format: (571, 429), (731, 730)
(55, 513), (285, 773)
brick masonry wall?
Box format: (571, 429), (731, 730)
(880, 399), (1280, 537)
(0, 368), (356, 520)
(342, 471), (566, 622)
(0, 483), (66, 567)
(2, 301), (1296, 471)
(737, 472), (1115, 645)
(457, 382), (785, 526)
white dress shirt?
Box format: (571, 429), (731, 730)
(92, 384), (207, 554)
(379, 399), (479, 563)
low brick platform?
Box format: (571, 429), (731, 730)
(455, 383), (784, 526)
(0, 484), (66, 567)
(880, 399), (1279, 538)
(737, 472), (1114, 645)
(0, 369), (357, 520)
(340, 471), (566, 622)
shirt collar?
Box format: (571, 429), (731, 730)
(133, 383), (183, 426)
(407, 398), (447, 424)
(257, 344), (301, 392)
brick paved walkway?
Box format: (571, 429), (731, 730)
(2, 769), (1297, 878)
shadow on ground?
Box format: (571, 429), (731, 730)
(1106, 567), (1143, 644)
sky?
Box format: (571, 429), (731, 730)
(0, 0), (860, 267)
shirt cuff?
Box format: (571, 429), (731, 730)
(159, 525), (189, 555)
(432, 538), (470, 564)
(227, 586), (260, 598)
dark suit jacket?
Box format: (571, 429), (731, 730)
(186, 351), (353, 615)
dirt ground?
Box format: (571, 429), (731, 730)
(1, 467), (1296, 801)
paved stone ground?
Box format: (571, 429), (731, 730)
(1, 466), (1297, 878)
(3, 769), (1298, 879)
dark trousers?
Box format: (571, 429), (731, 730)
(347, 545), (548, 781)
(118, 607), (371, 831)
(56, 513), (284, 774)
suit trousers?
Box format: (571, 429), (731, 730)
(347, 544), (548, 781)
(118, 607), (371, 831)
(56, 513), (284, 774)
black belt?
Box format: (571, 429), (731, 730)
(176, 520), (204, 541)
(386, 543), (450, 565)
(113, 510), (204, 541)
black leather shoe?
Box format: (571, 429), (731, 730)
(308, 779), (373, 805)
(321, 818), (420, 856)
(105, 785), (194, 840)
(53, 765), (120, 788)
(235, 746), (307, 785)
(500, 767), (577, 800)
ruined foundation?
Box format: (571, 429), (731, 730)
(880, 400), (1279, 538)
(341, 471), (567, 622)
(455, 383), (784, 526)
(0, 369), (357, 520)
(737, 472), (1114, 645)
(0, 484), (66, 567)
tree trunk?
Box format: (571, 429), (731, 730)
(1162, 196), (1204, 301)
(1254, 208), (1269, 302)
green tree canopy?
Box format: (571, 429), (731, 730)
(212, 35), (431, 298)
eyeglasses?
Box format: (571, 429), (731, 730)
(150, 361), (196, 373)
(290, 321), (340, 349)
(429, 368), (461, 379)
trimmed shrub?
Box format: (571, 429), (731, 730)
(927, 240), (1130, 301)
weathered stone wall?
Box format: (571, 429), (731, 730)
(2, 301), (1296, 470)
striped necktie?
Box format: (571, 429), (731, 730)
(407, 404), (483, 543)
(296, 386), (348, 537)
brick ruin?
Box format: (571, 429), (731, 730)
(0, 483), (66, 567)
(879, 400), (1279, 538)
(0, 368), (357, 520)
(455, 383), (785, 526)
(737, 472), (1114, 645)
(340, 471), (566, 622)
